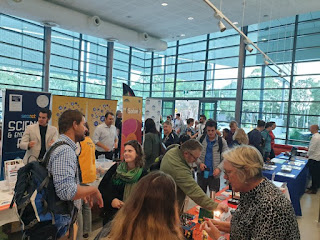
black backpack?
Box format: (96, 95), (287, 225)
(199, 132), (223, 161)
(10, 141), (75, 240)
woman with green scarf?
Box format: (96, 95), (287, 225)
(98, 140), (147, 225)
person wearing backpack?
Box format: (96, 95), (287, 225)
(197, 119), (228, 194)
(47, 110), (103, 239)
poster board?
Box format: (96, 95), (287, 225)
(121, 96), (143, 159)
(51, 95), (87, 129)
(1, 89), (51, 179)
(87, 99), (117, 137)
(51, 95), (117, 137)
(145, 98), (162, 131)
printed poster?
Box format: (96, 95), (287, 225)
(1, 89), (51, 179)
(51, 95), (87, 129)
(145, 98), (162, 131)
(121, 96), (143, 159)
(87, 99), (117, 137)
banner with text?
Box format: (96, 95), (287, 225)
(1, 89), (51, 179)
(121, 96), (143, 159)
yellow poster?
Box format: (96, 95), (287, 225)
(51, 95), (87, 129)
(87, 99), (117, 137)
(121, 96), (143, 159)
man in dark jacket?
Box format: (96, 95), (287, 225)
(162, 120), (179, 147)
(248, 120), (265, 156)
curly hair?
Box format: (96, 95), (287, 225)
(124, 140), (145, 168)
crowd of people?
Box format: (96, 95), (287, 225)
(18, 109), (308, 240)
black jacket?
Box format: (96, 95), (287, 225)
(98, 163), (147, 224)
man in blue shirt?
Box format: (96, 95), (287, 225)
(197, 119), (228, 194)
(47, 110), (103, 239)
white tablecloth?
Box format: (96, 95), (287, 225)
(0, 161), (115, 226)
(0, 181), (19, 226)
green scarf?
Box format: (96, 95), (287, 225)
(112, 162), (143, 201)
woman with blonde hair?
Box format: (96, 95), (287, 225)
(106, 171), (183, 240)
(232, 128), (249, 146)
(201, 145), (300, 240)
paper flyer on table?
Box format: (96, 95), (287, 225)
(271, 158), (286, 164)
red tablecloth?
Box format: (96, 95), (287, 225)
(185, 186), (237, 240)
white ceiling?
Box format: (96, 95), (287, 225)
(1, 0), (320, 50)
(47, 0), (320, 41)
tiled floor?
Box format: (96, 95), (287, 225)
(297, 191), (320, 240)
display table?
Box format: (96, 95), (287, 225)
(185, 187), (236, 240)
(262, 155), (308, 216)
(0, 181), (19, 226)
(185, 181), (289, 240)
(0, 161), (115, 228)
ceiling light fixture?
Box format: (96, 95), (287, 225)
(245, 45), (253, 52)
(214, 12), (222, 20)
(233, 21), (239, 25)
(161, 3), (168, 6)
(188, 17), (194, 20)
(218, 21), (226, 32)
(180, 34), (186, 37)
(203, 0), (290, 77)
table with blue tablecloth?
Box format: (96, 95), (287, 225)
(262, 155), (308, 216)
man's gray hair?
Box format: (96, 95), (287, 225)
(180, 139), (203, 152)
(163, 120), (172, 127)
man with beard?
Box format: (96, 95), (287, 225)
(197, 115), (207, 139)
(47, 110), (103, 239)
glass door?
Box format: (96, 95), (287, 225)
(199, 100), (217, 121)
(175, 100), (199, 123)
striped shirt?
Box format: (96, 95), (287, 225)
(47, 134), (81, 210)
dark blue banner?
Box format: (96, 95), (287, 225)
(1, 89), (51, 179)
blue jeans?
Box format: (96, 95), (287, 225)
(55, 214), (72, 239)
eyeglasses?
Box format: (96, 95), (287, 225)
(188, 151), (200, 162)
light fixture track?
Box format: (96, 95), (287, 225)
(203, 0), (290, 77)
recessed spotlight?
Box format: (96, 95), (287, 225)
(233, 21), (238, 25)
(261, 38), (267, 41)
(188, 17), (194, 20)
(161, 3), (168, 6)
(180, 34), (186, 37)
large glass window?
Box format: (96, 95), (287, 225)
(49, 28), (80, 96)
(1, 11), (320, 146)
(0, 14), (44, 92)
